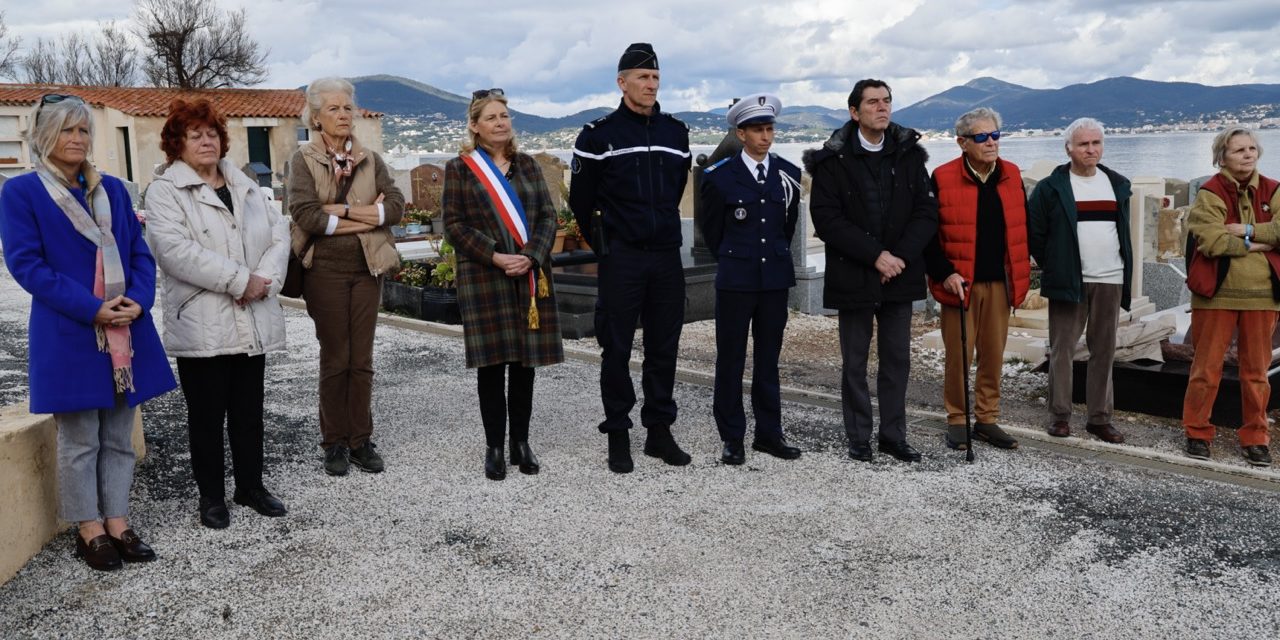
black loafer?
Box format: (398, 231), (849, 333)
(75, 533), (122, 571)
(108, 529), (156, 562)
(485, 446), (507, 481)
(721, 440), (745, 465)
(510, 441), (541, 475)
(878, 439), (922, 462)
(847, 441), (873, 462)
(233, 488), (287, 517)
(752, 436), (801, 460)
(198, 496), (230, 529)
(1185, 438), (1211, 461)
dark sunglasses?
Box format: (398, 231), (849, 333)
(962, 130), (1001, 143)
(471, 88), (505, 101)
(40, 94), (86, 106)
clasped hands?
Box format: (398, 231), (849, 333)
(875, 250), (906, 284)
(94, 295), (142, 328)
(1225, 223), (1274, 252)
(492, 252), (533, 277)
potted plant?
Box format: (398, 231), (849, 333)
(383, 259), (429, 317)
(403, 207), (424, 235)
(560, 215), (580, 252)
(554, 209), (574, 254)
(422, 209), (440, 235)
(423, 238), (461, 324)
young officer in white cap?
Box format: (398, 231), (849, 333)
(699, 93), (803, 464)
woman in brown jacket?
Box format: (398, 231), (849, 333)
(442, 89), (563, 480)
(288, 77), (404, 476)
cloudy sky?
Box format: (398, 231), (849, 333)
(5, 0), (1280, 116)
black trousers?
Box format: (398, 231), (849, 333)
(713, 289), (789, 443)
(594, 244), (685, 433)
(477, 363), (535, 448)
(837, 302), (912, 446)
(176, 354), (267, 499)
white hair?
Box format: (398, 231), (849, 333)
(954, 107), (1002, 137)
(302, 77), (357, 131)
(1063, 117), (1105, 149)
(1211, 127), (1263, 168)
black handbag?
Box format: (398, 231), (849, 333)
(282, 235), (315, 298)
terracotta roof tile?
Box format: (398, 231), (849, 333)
(0, 83), (382, 118)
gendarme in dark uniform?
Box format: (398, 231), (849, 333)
(700, 94), (803, 465)
(568, 43), (693, 473)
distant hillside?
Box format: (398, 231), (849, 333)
(896, 76), (1280, 131)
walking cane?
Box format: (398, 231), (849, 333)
(958, 281), (974, 462)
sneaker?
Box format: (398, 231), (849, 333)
(324, 445), (350, 476)
(944, 424), (969, 450)
(1185, 438), (1211, 461)
(974, 423), (1019, 449)
(1243, 445), (1272, 467)
(349, 442), (385, 473)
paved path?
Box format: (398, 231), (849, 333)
(0, 269), (1278, 639)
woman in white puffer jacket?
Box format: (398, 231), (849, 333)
(145, 99), (290, 530)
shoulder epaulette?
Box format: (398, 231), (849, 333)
(584, 113), (612, 130)
(703, 157), (731, 174)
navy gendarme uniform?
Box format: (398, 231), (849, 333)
(700, 149), (801, 443)
(569, 98), (692, 433)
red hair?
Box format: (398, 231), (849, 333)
(160, 99), (230, 162)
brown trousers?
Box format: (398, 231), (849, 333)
(940, 281), (1010, 425)
(1047, 282), (1122, 426)
(304, 268), (381, 450)
(1183, 308), (1276, 447)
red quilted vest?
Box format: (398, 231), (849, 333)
(928, 157), (1031, 308)
(1185, 172), (1280, 298)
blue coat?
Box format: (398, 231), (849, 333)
(699, 153), (801, 291)
(0, 172), (176, 413)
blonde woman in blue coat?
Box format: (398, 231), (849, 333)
(0, 94), (176, 571)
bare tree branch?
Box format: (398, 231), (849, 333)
(15, 23), (140, 87)
(92, 21), (139, 87)
(134, 0), (267, 89)
(19, 39), (62, 84)
(0, 11), (22, 80)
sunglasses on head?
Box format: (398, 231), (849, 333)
(471, 88), (504, 101)
(962, 130), (1001, 143)
(40, 94), (86, 106)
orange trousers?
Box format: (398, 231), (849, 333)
(940, 281), (1010, 426)
(1183, 308), (1276, 446)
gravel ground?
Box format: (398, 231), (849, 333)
(2, 268), (1280, 639)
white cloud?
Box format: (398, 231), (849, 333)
(4, 0), (1280, 117)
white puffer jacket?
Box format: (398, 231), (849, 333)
(146, 159), (289, 358)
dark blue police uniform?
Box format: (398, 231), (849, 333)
(569, 99), (692, 433)
(700, 151), (801, 445)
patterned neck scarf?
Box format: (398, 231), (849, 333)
(323, 135), (354, 182)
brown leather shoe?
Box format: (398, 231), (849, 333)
(75, 533), (122, 571)
(109, 529), (156, 563)
(1086, 422), (1126, 444)
(1047, 421), (1071, 438)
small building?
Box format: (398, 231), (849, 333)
(0, 83), (384, 187)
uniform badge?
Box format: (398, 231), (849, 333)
(571, 157), (581, 174)
(734, 207), (747, 220)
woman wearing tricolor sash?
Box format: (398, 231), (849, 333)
(442, 89), (563, 481)
(0, 94), (176, 571)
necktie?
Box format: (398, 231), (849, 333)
(756, 163), (766, 184)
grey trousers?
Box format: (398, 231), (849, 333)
(55, 398), (137, 522)
(838, 302), (912, 445)
(1047, 283), (1122, 426)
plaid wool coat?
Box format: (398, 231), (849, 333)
(443, 152), (564, 369)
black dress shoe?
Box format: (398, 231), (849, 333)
(510, 441), (541, 475)
(485, 446), (507, 480)
(752, 436), (801, 460)
(233, 488), (287, 517)
(607, 431), (634, 474)
(878, 440), (922, 462)
(643, 426), (692, 466)
(847, 442), (873, 462)
(108, 529), (156, 562)
(721, 440), (745, 465)
(75, 533), (122, 571)
(199, 496), (230, 529)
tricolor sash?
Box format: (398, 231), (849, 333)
(460, 148), (549, 329)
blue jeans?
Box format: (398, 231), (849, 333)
(55, 397), (137, 522)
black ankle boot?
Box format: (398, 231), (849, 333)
(510, 441), (541, 475)
(484, 446), (506, 481)
(643, 425), (692, 466)
(607, 430), (633, 473)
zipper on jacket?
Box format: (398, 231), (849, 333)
(175, 290), (205, 320)
(646, 117), (656, 239)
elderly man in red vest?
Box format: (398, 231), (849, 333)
(925, 107), (1031, 450)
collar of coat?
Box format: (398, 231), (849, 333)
(801, 120), (927, 172)
(1041, 162), (1133, 203)
(153, 158), (258, 213)
(301, 135), (370, 169)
